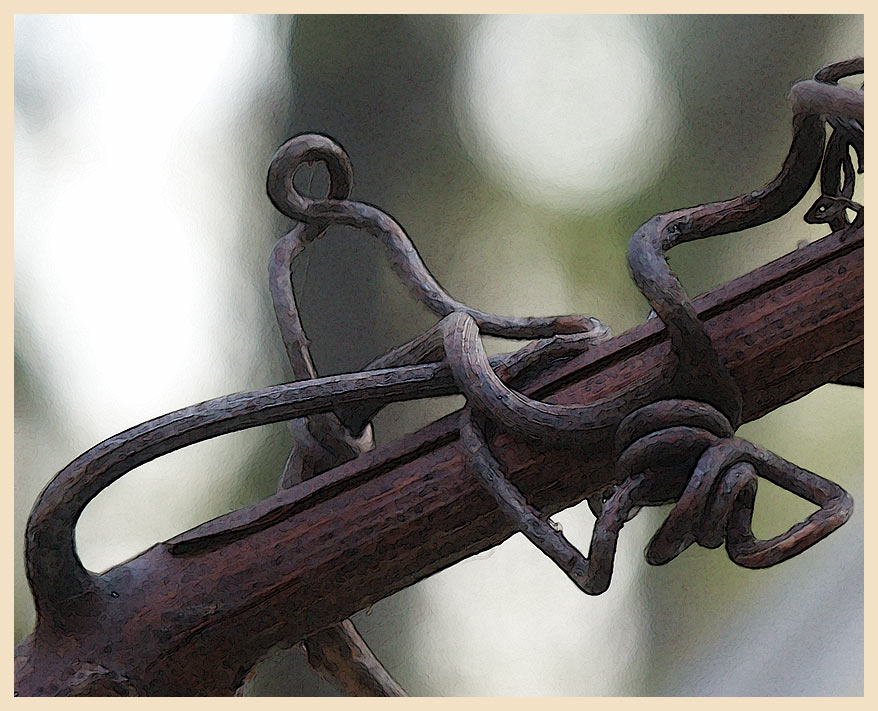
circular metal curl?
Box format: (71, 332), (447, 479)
(265, 134), (609, 342)
(266, 132), (355, 220)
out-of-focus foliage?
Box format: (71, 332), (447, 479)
(14, 15), (862, 695)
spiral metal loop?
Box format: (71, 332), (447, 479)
(20, 60), (862, 694)
(266, 133), (610, 342)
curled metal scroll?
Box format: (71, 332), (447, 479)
(266, 134), (609, 341)
(444, 58), (861, 595)
(21, 58), (862, 696)
(263, 133), (613, 693)
(446, 57), (861, 595)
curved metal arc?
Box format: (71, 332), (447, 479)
(24, 319), (609, 620)
(266, 133), (609, 342)
(614, 399), (734, 455)
(24, 361), (452, 618)
(626, 58), (863, 427)
(814, 57), (865, 84)
(440, 311), (632, 443)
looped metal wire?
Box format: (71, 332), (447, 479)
(441, 311), (630, 595)
(20, 59), (862, 696)
(645, 433), (853, 568)
(802, 58), (864, 231)
(266, 134), (610, 342)
(578, 59), (863, 588)
(576, 57), (863, 587)
(264, 133), (611, 692)
(437, 57), (863, 596)
(608, 400), (854, 570)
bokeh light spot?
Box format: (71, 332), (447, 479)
(456, 15), (679, 212)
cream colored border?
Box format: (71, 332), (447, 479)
(1, 2), (872, 12)
(6, 4), (869, 704)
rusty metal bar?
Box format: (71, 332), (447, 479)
(14, 221), (862, 695)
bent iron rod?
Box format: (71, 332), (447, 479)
(14, 219), (862, 695)
(24, 340), (615, 620)
(19, 58), (862, 696)
(24, 55), (863, 625)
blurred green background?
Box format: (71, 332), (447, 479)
(14, 15), (863, 696)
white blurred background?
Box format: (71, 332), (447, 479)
(14, 15), (863, 695)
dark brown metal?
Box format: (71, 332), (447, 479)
(265, 134), (609, 341)
(263, 133), (611, 695)
(15, 218), (863, 696)
(647, 435), (853, 568)
(269, 216), (403, 693)
(420, 57), (863, 597)
(610, 58), (863, 574)
(15, 58), (863, 696)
